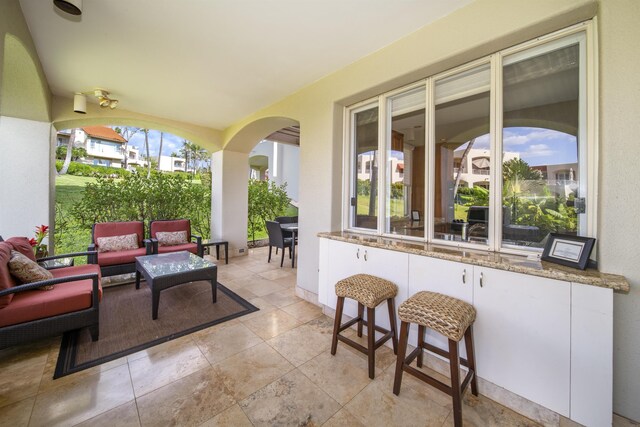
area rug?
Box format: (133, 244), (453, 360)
(54, 281), (258, 378)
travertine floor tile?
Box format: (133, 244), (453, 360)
(128, 337), (210, 397)
(0, 341), (49, 408)
(0, 396), (35, 427)
(442, 393), (540, 426)
(267, 323), (330, 366)
(211, 342), (294, 400)
(239, 369), (340, 426)
(261, 290), (302, 308)
(280, 300), (323, 322)
(136, 366), (235, 427)
(323, 407), (367, 427)
(29, 364), (135, 427)
(241, 277), (287, 297)
(242, 309), (301, 340)
(258, 268), (293, 281)
(200, 404), (252, 426)
(194, 322), (263, 365)
(613, 414), (640, 427)
(74, 400), (140, 427)
(299, 349), (381, 405)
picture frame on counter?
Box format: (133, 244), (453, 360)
(541, 233), (596, 270)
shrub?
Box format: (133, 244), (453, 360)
(70, 173), (211, 238)
(56, 161), (131, 178)
(247, 179), (291, 243)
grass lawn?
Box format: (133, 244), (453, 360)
(55, 175), (97, 258)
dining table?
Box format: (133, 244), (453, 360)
(279, 222), (298, 268)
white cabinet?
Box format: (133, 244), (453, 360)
(570, 283), (613, 427)
(473, 266), (571, 417)
(322, 239), (409, 336)
(407, 255), (473, 354)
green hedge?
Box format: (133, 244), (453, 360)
(55, 160), (131, 178)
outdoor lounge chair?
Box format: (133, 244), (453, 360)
(89, 221), (151, 277)
(148, 219), (203, 257)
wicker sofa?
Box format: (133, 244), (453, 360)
(0, 237), (101, 349)
(89, 221), (153, 277)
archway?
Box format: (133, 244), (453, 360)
(211, 116), (299, 259)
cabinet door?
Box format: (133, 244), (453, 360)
(360, 246), (409, 335)
(473, 267), (571, 416)
(407, 255), (473, 354)
(318, 238), (330, 305)
(325, 240), (364, 318)
(570, 283), (613, 427)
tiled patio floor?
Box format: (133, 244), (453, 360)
(0, 247), (637, 426)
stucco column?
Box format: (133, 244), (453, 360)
(211, 150), (249, 258)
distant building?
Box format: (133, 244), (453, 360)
(57, 126), (145, 169)
(158, 155), (190, 173)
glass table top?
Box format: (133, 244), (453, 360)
(137, 251), (216, 279)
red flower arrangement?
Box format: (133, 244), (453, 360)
(31, 225), (49, 257)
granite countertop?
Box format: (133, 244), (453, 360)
(318, 231), (630, 293)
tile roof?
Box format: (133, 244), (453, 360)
(82, 126), (126, 143)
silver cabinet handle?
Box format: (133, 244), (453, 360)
(462, 269), (466, 284)
(356, 248), (360, 259)
(364, 250), (368, 261)
(479, 272), (484, 288)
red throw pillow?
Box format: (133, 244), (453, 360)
(5, 237), (37, 262)
(0, 242), (17, 308)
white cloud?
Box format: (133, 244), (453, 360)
(524, 143), (554, 157)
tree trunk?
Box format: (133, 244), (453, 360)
(452, 138), (476, 199)
(144, 129), (151, 179)
(157, 132), (163, 171)
(58, 128), (77, 175)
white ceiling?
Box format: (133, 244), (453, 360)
(19, 0), (472, 130)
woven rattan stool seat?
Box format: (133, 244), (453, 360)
(398, 291), (476, 342)
(335, 274), (398, 308)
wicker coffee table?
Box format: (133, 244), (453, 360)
(135, 251), (218, 320)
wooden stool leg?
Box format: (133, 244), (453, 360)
(464, 325), (479, 396)
(331, 296), (345, 355)
(449, 338), (463, 427)
(417, 325), (425, 368)
(367, 307), (376, 379)
(387, 298), (398, 354)
(393, 321), (409, 395)
(357, 303), (364, 337)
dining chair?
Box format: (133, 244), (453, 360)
(265, 220), (297, 267)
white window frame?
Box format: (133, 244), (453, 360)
(343, 21), (598, 257)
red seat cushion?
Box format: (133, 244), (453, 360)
(150, 220), (191, 241)
(5, 237), (37, 262)
(0, 268), (102, 328)
(50, 264), (103, 301)
(0, 242), (17, 308)
(97, 247), (148, 266)
(157, 242), (198, 255)
(93, 221), (144, 248)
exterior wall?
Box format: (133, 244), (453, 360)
(222, 0), (639, 420)
(0, 116), (51, 238)
(598, 0), (640, 420)
(158, 155), (187, 172)
(249, 140), (300, 203)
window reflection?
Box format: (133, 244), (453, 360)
(353, 106), (379, 230)
(433, 64), (491, 244)
(502, 41), (581, 248)
(387, 87), (426, 237)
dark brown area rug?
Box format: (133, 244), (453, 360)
(54, 281), (258, 378)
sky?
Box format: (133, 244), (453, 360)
(124, 129), (187, 158)
(458, 127), (578, 166)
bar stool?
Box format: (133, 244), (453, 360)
(330, 274), (398, 379)
(393, 291), (478, 427)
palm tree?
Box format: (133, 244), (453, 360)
(143, 129), (151, 178)
(114, 126), (140, 170)
(156, 131), (164, 171)
(58, 128), (77, 175)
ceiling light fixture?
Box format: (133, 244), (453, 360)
(53, 0), (82, 16)
(93, 89), (119, 110)
(73, 93), (86, 114)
